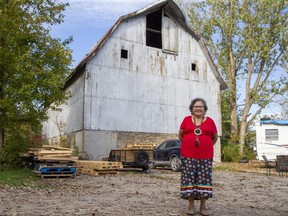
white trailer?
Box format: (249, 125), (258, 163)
(256, 119), (288, 160)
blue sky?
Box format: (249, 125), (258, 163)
(51, 0), (156, 67)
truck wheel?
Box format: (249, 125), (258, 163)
(135, 151), (149, 165)
(171, 156), (181, 172)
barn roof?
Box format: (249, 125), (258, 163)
(65, 0), (228, 90)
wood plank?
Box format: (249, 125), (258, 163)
(36, 156), (78, 161)
(76, 161), (123, 170)
(35, 150), (73, 155)
(124, 143), (157, 150)
(42, 145), (74, 150)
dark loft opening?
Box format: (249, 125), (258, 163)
(146, 10), (162, 49)
(121, 49), (128, 59)
(191, 63), (196, 71)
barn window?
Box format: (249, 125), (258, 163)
(146, 10), (162, 49)
(121, 49), (128, 59)
(265, 129), (278, 141)
(191, 63), (197, 71)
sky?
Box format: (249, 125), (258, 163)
(51, 0), (156, 67)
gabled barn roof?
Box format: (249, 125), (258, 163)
(65, 0), (227, 90)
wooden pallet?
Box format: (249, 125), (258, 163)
(38, 165), (77, 173)
(76, 161), (123, 170)
(33, 170), (76, 179)
(76, 160), (123, 176)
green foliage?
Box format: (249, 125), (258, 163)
(0, 123), (44, 165)
(0, 0), (72, 157)
(0, 127), (29, 166)
(0, 165), (45, 188)
(221, 144), (240, 162)
(243, 146), (256, 160)
(221, 90), (232, 145)
(245, 128), (256, 148)
(213, 164), (238, 172)
(0, 0), (72, 150)
(221, 143), (256, 162)
(184, 0), (288, 149)
(0, 125), (43, 167)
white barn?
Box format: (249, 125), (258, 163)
(42, 0), (227, 162)
(256, 119), (288, 160)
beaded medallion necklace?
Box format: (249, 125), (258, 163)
(193, 116), (204, 147)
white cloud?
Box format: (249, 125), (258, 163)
(52, 0), (156, 65)
(61, 0), (155, 28)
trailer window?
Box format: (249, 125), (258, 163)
(265, 129), (278, 141)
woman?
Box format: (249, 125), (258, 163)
(178, 98), (218, 216)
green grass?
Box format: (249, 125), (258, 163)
(0, 165), (46, 188)
(213, 165), (238, 172)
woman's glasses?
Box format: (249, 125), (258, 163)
(193, 106), (204, 109)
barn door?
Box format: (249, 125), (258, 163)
(162, 12), (178, 54)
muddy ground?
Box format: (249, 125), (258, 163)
(0, 164), (288, 216)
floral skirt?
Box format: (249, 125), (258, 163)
(180, 157), (213, 200)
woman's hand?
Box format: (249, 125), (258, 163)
(178, 129), (184, 141)
(212, 134), (218, 144)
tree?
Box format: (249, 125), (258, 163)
(276, 92), (288, 119)
(184, 0), (288, 153)
(0, 0), (72, 149)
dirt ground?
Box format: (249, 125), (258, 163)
(0, 163), (288, 216)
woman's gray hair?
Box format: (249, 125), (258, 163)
(189, 98), (208, 113)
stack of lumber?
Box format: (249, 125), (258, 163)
(123, 143), (157, 150)
(24, 145), (78, 178)
(76, 160), (123, 176)
(28, 145), (78, 161)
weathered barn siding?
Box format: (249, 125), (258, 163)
(42, 0), (226, 162)
(84, 18), (221, 133)
(42, 73), (85, 141)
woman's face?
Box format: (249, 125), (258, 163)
(192, 101), (205, 117)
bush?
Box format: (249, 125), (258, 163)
(221, 144), (241, 162)
(243, 146), (256, 160)
(0, 127), (29, 166)
(221, 143), (256, 162)
(0, 124), (44, 166)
